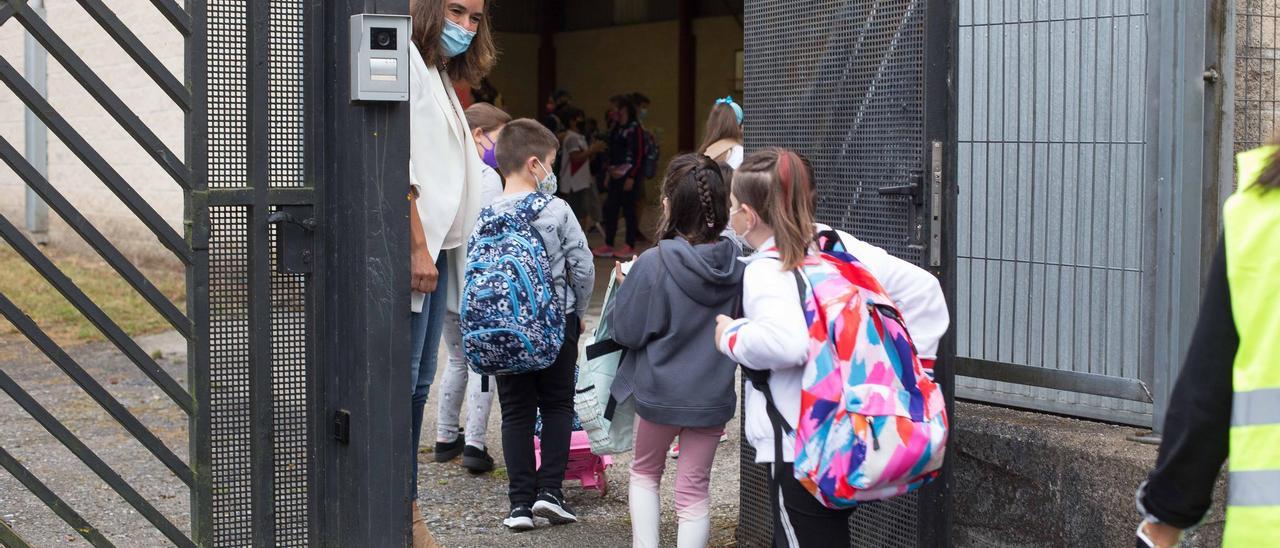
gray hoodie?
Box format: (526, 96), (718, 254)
(608, 237), (746, 428)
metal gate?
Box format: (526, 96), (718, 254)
(738, 0), (955, 545)
(1, 1), (413, 546)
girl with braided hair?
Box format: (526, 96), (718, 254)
(608, 153), (746, 548)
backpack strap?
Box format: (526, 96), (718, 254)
(514, 192), (553, 225)
(739, 266), (808, 466)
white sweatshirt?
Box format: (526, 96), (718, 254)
(718, 233), (950, 464)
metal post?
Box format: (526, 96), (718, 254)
(23, 0), (48, 245)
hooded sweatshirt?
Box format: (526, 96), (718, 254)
(608, 237), (746, 428)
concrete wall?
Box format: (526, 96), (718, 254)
(489, 32), (540, 119)
(0, 1), (184, 269)
(955, 402), (1225, 547)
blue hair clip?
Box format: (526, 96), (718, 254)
(716, 95), (744, 125)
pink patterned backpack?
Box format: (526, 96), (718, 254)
(754, 231), (949, 510)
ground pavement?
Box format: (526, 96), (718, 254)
(0, 253), (746, 547)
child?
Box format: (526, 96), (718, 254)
(697, 96), (745, 169)
(487, 119), (595, 531)
(434, 102), (512, 473)
(609, 154), (744, 548)
(558, 106), (606, 234)
(713, 147), (846, 547)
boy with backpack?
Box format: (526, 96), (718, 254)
(460, 119), (595, 531)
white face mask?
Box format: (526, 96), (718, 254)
(729, 204), (756, 252)
(534, 158), (558, 194)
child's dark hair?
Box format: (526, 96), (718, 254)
(732, 147), (816, 269)
(610, 94), (638, 122)
(495, 118), (560, 176)
(658, 154), (730, 245)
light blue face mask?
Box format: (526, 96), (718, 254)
(535, 159), (558, 194)
(441, 19), (476, 58)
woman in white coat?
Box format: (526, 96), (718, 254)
(406, 0), (495, 546)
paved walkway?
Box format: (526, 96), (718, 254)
(0, 255), (745, 547)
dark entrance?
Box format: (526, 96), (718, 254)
(736, 0), (955, 545)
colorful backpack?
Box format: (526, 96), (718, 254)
(461, 193), (565, 375)
(753, 232), (948, 509)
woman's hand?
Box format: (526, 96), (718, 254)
(411, 245), (438, 294)
(624, 177), (635, 192)
(715, 314), (735, 348)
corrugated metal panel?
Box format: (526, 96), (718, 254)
(956, 0), (1153, 425)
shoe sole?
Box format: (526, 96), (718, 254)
(503, 516), (535, 531)
(461, 456), (494, 474)
(434, 445), (464, 463)
(532, 501), (578, 525)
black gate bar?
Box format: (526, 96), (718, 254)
(0, 368), (194, 547)
(0, 293), (193, 486)
(75, 0), (191, 110)
(0, 215), (194, 415)
(0, 136), (191, 338)
(9, 0), (191, 187)
(0, 57), (190, 263)
(0, 446), (116, 548)
(148, 0), (191, 36)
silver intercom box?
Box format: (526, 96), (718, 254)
(350, 14), (411, 102)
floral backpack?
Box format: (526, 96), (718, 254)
(754, 231), (949, 509)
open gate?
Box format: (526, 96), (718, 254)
(738, 0), (955, 546)
(1, 1), (413, 546)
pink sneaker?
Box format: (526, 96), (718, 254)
(614, 245), (636, 259)
(667, 441), (680, 459)
(592, 245), (615, 257)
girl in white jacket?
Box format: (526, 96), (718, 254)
(713, 147), (850, 547)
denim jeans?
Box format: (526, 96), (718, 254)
(409, 252), (448, 500)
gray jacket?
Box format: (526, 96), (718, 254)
(608, 237), (746, 428)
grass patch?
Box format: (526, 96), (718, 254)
(0, 244), (186, 346)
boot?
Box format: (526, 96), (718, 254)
(411, 500), (440, 548)
(629, 483), (661, 548)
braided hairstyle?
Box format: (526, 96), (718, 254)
(657, 153), (731, 245)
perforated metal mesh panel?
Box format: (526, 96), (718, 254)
(269, 223), (310, 546)
(208, 206), (253, 545)
(269, 0), (306, 189)
(740, 0), (931, 545)
(208, 0), (247, 190)
(1236, 0), (1280, 153)
(744, 0), (927, 261)
(205, 1), (313, 544)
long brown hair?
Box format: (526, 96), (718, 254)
(732, 147), (816, 269)
(697, 103), (744, 157)
(1255, 144), (1280, 194)
(411, 0), (497, 88)
(658, 154), (731, 245)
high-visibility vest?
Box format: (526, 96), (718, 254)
(1221, 146), (1280, 547)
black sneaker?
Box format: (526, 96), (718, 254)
(433, 435), (464, 463)
(461, 445), (495, 474)
(532, 489), (578, 525)
(503, 505), (535, 531)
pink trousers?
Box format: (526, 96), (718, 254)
(630, 415), (724, 521)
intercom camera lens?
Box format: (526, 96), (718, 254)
(371, 27), (397, 50)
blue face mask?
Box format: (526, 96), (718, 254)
(441, 19), (476, 58)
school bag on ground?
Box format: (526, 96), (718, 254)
(461, 193), (565, 375)
(573, 267), (637, 455)
(745, 230), (948, 509)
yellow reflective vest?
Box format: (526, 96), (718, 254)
(1221, 146), (1280, 547)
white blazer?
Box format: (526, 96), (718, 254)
(408, 43), (484, 313)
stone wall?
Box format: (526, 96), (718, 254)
(1235, 0), (1280, 151)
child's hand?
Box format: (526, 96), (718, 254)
(714, 314), (735, 348)
(614, 261), (626, 284)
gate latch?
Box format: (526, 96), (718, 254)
(334, 409), (351, 445)
(267, 205), (315, 274)
(877, 176), (925, 206)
